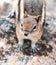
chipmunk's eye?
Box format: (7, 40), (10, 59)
(21, 23), (23, 27)
(33, 24), (37, 31)
(20, 23), (23, 30)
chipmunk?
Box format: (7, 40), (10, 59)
(7, 0), (46, 53)
(16, 14), (44, 52)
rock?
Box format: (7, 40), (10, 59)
(0, 17), (15, 34)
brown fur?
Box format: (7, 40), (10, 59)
(16, 16), (43, 48)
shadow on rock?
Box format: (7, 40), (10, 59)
(37, 44), (53, 56)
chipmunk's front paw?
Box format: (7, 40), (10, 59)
(32, 47), (38, 53)
(31, 47), (38, 55)
(18, 44), (23, 51)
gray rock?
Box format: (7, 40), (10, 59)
(0, 17), (15, 34)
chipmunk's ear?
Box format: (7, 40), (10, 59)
(34, 15), (41, 23)
(24, 11), (29, 17)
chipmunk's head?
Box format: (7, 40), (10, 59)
(20, 15), (41, 36)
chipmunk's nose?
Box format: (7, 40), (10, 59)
(24, 33), (28, 36)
